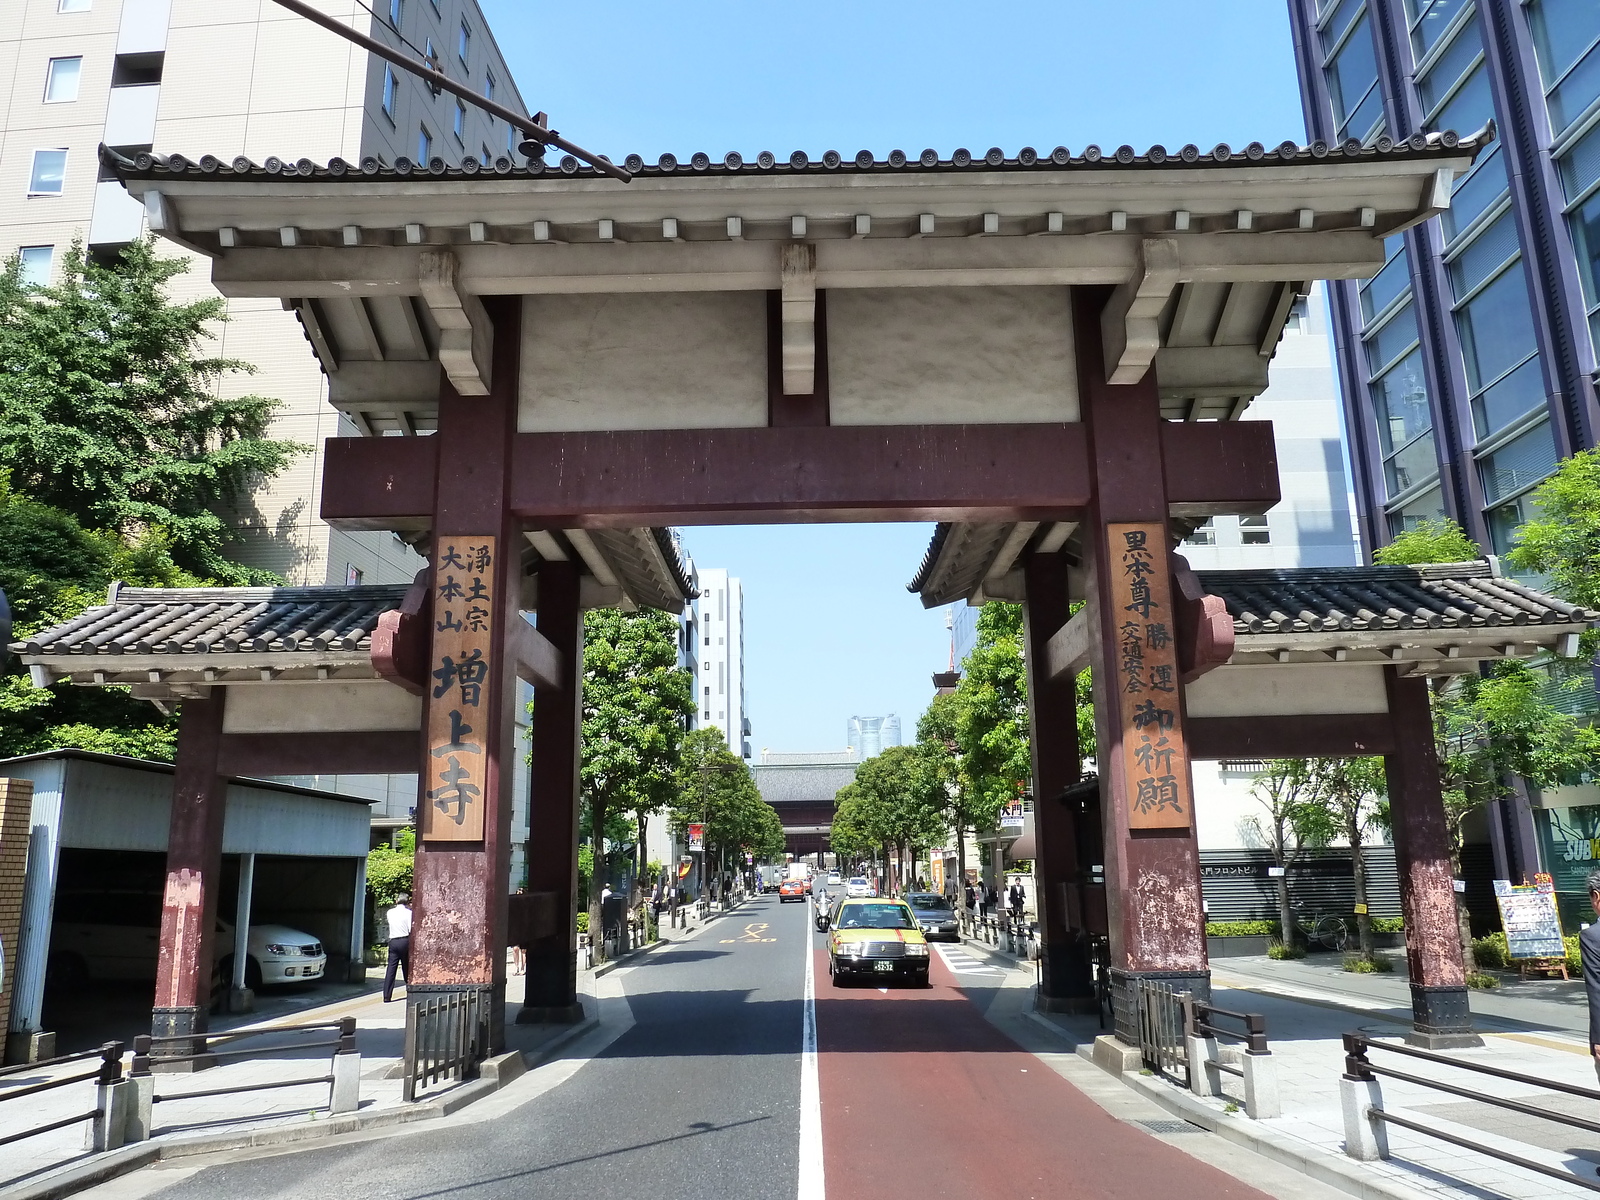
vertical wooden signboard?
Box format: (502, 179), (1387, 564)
(1107, 523), (1192, 831)
(421, 536), (496, 842)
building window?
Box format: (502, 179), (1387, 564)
(458, 19), (470, 65)
(1553, 72), (1600, 352)
(1359, 236), (1410, 322)
(1320, 6), (1383, 143)
(18, 246), (53, 286)
(1477, 418), (1557, 508)
(485, 71), (495, 103)
(481, 142), (492, 163)
(1528, 0), (1600, 138)
(417, 124), (432, 165)
(507, 122), (516, 154)
(1239, 515), (1271, 545)
(1405, 0), (1470, 61)
(1414, 12), (1483, 120)
(44, 56), (82, 103)
(1453, 260), (1542, 431)
(382, 66), (397, 120)
(453, 98), (466, 142)
(1371, 349), (1438, 497)
(387, 0), (402, 28)
(1183, 518), (1216, 547)
(346, 563), (364, 586)
(28, 149), (67, 195)
(58, 0), (91, 10)
(1386, 485), (1447, 538)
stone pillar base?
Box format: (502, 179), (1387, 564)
(515, 1001), (586, 1025)
(4, 1028), (55, 1065)
(1408, 983), (1481, 1049)
(227, 987), (254, 1014)
(1108, 968), (1210, 1046)
(150, 1005), (214, 1072)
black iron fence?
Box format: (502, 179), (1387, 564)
(1342, 1032), (1600, 1191)
(404, 990), (487, 1102)
(0, 1042), (123, 1154)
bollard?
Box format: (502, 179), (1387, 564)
(125, 1073), (154, 1142)
(1340, 1036), (1387, 1160)
(86, 1042), (128, 1152)
(329, 1049), (361, 1115)
(1186, 1032), (1220, 1099)
(1242, 1050), (1280, 1119)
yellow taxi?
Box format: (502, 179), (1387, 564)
(820, 896), (931, 987)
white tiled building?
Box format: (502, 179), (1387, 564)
(1, 0), (528, 817)
(694, 567), (748, 760)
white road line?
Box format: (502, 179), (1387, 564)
(934, 944), (1004, 975)
(799, 927), (825, 1199)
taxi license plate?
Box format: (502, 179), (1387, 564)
(873, 961), (894, 972)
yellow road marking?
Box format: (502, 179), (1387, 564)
(720, 922), (777, 943)
(1489, 1031), (1589, 1056)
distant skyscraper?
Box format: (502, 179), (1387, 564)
(846, 715), (901, 760)
(695, 568), (748, 759)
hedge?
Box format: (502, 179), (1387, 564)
(1472, 930), (1582, 976)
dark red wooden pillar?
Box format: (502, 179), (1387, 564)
(1022, 550), (1095, 1009)
(517, 559), (585, 1023)
(1075, 286), (1209, 1041)
(409, 298), (522, 1052)
(1383, 667), (1480, 1047)
(151, 692), (228, 1063)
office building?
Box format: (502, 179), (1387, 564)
(845, 714), (902, 760)
(1287, 0), (1600, 891)
(2, 0), (528, 818)
(695, 568), (748, 759)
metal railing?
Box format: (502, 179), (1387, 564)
(1342, 1032), (1600, 1191)
(403, 990), (487, 1102)
(1188, 1001), (1278, 1118)
(1136, 980), (1190, 1082)
(0, 1042), (123, 1153)
(131, 1017), (359, 1133)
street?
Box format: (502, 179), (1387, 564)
(86, 896), (1291, 1200)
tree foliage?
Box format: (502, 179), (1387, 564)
(1372, 517), (1479, 567)
(1509, 448), (1600, 610)
(577, 608), (692, 922)
(952, 603), (1031, 828)
(1293, 758), (1387, 961)
(670, 726), (783, 870)
(366, 828), (415, 911)
(0, 239), (303, 584)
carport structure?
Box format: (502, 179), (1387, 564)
(24, 126), (1532, 1052)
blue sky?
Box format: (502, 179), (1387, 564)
(477, 0), (1311, 753)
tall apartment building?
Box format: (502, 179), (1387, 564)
(1288, 0), (1600, 896)
(2, 0), (525, 590)
(1286, 0), (1599, 560)
(694, 568), (749, 760)
(2, 0), (528, 815)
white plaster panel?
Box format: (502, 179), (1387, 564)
(519, 292), (767, 432)
(1183, 664), (1388, 718)
(827, 286), (1078, 425)
(222, 681), (423, 734)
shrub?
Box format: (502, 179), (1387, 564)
(1370, 917), (1404, 934)
(576, 911), (590, 935)
(1206, 920), (1280, 938)
(1466, 971), (1499, 990)
(1267, 939), (1305, 960)
(1343, 953), (1394, 974)
(1471, 932), (1508, 969)
(1567, 934), (1582, 977)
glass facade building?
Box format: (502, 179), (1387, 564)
(1288, 0), (1600, 560)
(1290, 0), (1600, 906)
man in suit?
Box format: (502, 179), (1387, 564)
(1584, 869), (1600, 1082)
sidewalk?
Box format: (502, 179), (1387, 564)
(0, 903), (758, 1200)
(1034, 953), (1600, 1200)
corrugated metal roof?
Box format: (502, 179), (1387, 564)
(102, 127), (1487, 184)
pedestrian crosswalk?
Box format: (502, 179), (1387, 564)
(933, 943), (1007, 977)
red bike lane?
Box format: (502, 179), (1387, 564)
(814, 947), (1272, 1200)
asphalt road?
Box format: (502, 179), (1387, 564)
(102, 893), (1280, 1200)
(132, 894), (811, 1200)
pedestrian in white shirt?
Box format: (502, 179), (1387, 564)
(383, 892), (412, 1003)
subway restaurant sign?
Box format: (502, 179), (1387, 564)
(1535, 804), (1600, 895)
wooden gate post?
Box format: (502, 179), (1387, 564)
(1075, 286), (1210, 1042)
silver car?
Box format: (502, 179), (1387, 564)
(905, 893), (961, 941)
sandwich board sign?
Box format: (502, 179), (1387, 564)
(1493, 879), (1565, 961)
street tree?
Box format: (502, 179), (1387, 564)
(1246, 760), (1316, 950)
(953, 603), (1030, 833)
(578, 608), (693, 942)
(1294, 758), (1387, 962)
(851, 743), (948, 891)
(0, 239), (303, 584)
(1371, 518), (1480, 568)
(671, 727), (776, 894)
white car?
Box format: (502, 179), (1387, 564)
(217, 920), (328, 987)
(845, 877), (874, 898)
(827, 873), (841, 886)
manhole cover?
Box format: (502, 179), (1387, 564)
(1136, 1119), (1204, 1134)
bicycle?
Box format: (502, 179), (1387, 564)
(1294, 911), (1350, 952)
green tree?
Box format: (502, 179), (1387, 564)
(366, 828), (416, 912)
(670, 726), (777, 892)
(1294, 758), (1387, 962)
(577, 609), (693, 947)
(916, 691), (970, 890)
(852, 743), (948, 892)
(953, 603), (1030, 830)
(1372, 518), (1479, 567)
(0, 239), (303, 583)
(0, 475), (199, 758)
(1246, 760), (1316, 950)
(1510, 448), (1600, 660)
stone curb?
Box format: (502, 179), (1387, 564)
(1116, 1067), (1435, 1200)
(0, 1015), (597, 1200)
